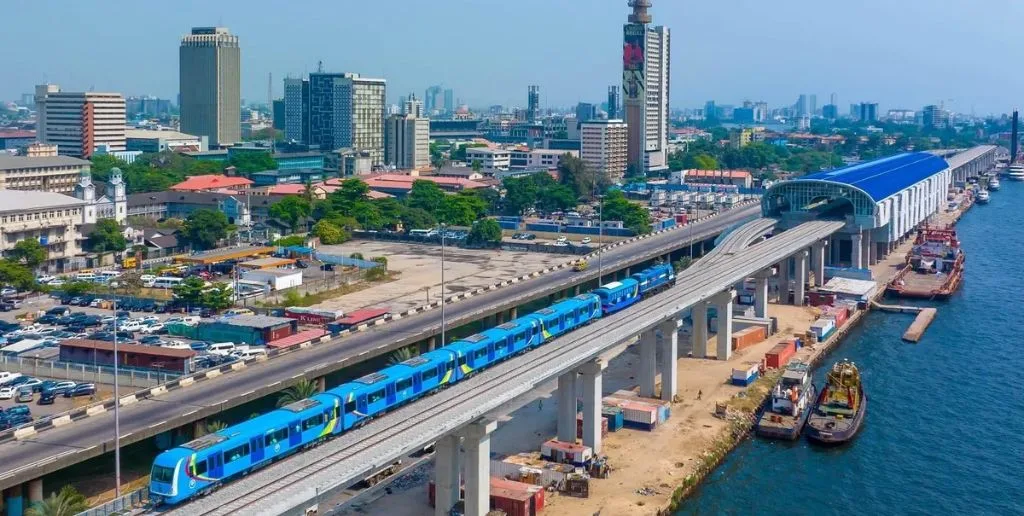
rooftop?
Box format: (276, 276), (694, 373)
(170, 174), (254, 191)
(61, 339), (197, 359)
(0, 190), (87, 213)
(124, 129), (200, 141)
(211, 314), (296, 329)
(0, 155), (91, 170)
(465, 147), (509, 155)
(798, 152), (949, 202)
(242, 267), (302, 278)
(0, 130), (35, 139)
(686, 169), (752, 179)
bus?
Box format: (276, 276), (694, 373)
(151, 277), (184, 289)
(98, 271), (122, 282)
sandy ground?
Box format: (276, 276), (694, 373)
(310, 241), (569, 314)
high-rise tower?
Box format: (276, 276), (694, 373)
(607, 86), (620, 119)
(179, 27), (241, 148)
(623, 0), (669, 175)
(527, 85), (540, 122)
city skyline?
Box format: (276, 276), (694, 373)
(2, 0), (1023, 114)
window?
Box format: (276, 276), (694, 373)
(343, 400), (356, 413)
(152, 465), (175, 483)
(302, 414), (324, 431)
(224, 444), (249, 463)
(367, 389), (385, 404)
(474, 348), (488, 361)
(396, 378), (412, 391)
(194, 458), (208, 476)
(457, 355), (467, 367)
(264, 427), (288, 446)
(422, 368), (438, 381)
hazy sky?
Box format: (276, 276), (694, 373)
(4, 0), (1022, 114)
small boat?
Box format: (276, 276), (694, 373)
(886, 226), (964, 299)
(806, 359), (866, 445)
(1008, 164), (1024, 181)
(988, 177), (1001, 190)
(976, 190), (990, 204)
(756, 361), (816, 440)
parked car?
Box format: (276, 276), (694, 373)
(556, 236), (568, 243)
(0, 288), (17, 297)
(523, 233), (536, 240)
(43, 381), (76, 396)
(139, 323), (165, 335)
(581, 237), (592, 244)
(15, 388), (33, 403)
(189, 341), (210, 351)
(4, 404), (31, 417)
(295, 260), (309, 269)
(20, 379), (43, 393)
(64, 383), (96, 398)
(319, 263), (335, 272)
(37, 390), (58, 405)
(0, 386), (16, 400)
(139, 335), (164, 345)
(46, 306), (71, 317)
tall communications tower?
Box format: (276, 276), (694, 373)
(623, 1), (669, 176)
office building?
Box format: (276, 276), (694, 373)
(527, 85), (540, 122)
(810, 94), (817, 116)
(283, 77), (310, 143)
(126, 96), (172, 118)
(425, 85), (444, 115)
(125, 129), (207, 153)
(179, 27), (241, 147)
(465, 147), (511, 172)
(753, 101), (769, 122)
(607, 86), (620, 119)
(272, 99), (285, 130)
(403, 93), (424, 118)
(0, 155), (90, 194)
(308, 72), (386, 165)
(822, 104), (839, 120)
(576, 102), (598, 125)
(850, 103), (861, 120)
(35, 85), (126, 158)
(858, 102), (879, 123)
(922, 105), (950, 129)
(581, 119), (627, 182)
(509, 148), (578, 170)
(0, 189), (89, 273)
(795, 94), (810, 117)
(443, 88), (455, 115)
(0, 130), (36, 151)
(385, 114), (430, 170)
(732, 107), (754, 123)
(703, 101), (717, 120)
(622, 1), (670, 174)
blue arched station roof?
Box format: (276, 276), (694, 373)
(799, 152), (949, 202)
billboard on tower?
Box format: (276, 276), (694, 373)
(622, 23), (645, 101)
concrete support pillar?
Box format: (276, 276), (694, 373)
(714, 290), (735, 361)
(754, 271), (770, 319)
(638, 331), (657, 398)
(868, 238), (878, 266)
(434, 434), (462, 516)
(778, 257), (790, 302)
(315, 376), (326, 393)
(496, 311), (505, 324)
(573, 285), (580, 296)
(427, 336), (437, 351)
(557, 371), (577, 443)
(27, 479), (42, 506)
(794, 250), (808, 307)
(659, 320), (679, 402)
(3, 485), (23, 516)
(509, 307), (517, 319)
(851, 231), (863, 269)
(691, 301), (708, 358)
(861, 233), (871, 269)
(625, 267), (632, 276)
(811, 241), (826, 286)
(462, 419), (497, 516)
(579, 359), (605, 453)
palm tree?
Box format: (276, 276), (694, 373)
(25, 486), (88, 516)
(276, 379), (319, 407)
(205, 420), (228, 434)
(388, 346), (416, 365)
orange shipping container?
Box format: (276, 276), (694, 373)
(731, 326), (766, 351)
(764, 339), (797, 369)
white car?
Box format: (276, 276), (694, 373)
(139, 323), (164, 335)
(0, 386), (16, 399)
(142, 316), (161, 325)
(581, 237), (592, 244)
(118, 320), (145, 332)
(556, 236), (568, 243)
(36, 275), (56, 284)
(0, 288), (16, 297)
(553, 241), (569, 247)
(48, 279), (65, 287)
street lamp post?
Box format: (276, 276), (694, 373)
(439, 225), (446, 347)
(112, 299), (122, 498)
(597, 194), (604, 285)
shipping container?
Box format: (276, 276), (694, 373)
(490, 478), (545, 511)
(731, 326), (766, 351)
(491, 455), (575, 486)
(601, 407), (624, 432)
(809, 318), (835, 340)
(576, 414), (609, 439)
(731, 362), (760, 386)
(283, 306), (345, 324)
(764, 339), (797, 369)
(807, 291), (837, 307)
(541, 440), (592, 466)
(490, 487), (533, 516)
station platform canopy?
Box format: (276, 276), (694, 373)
(798, 152), (948, 203)
(176, 246), (275, 265)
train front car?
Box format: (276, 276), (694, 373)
(150, 447), (194, 505)
(632, 263), (677, 297)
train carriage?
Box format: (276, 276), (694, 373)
(632, 263), (676, 296)
(522, 294), (602, 339)
(592, 279), (641, 314)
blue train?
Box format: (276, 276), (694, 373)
(149, 263), (675, 505)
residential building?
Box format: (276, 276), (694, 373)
(581, 119), (627, 182)
(703, 101), (716, 120)
(432, 166), (485, 181)
(126, 190), (252, 226)
(753, 102), (769, 122)
(24, 143), (58, 157)
(35, 85), (126, 158)
(607, 86), (620, 119)
(385, 114), (430, 170)
(858, 102), (878, 123)
(0, 155), (91, 194)
(508, 148), (577, 170)
(0, 130), (36, 151)
(922, 105), (950, 129)
(283, 77), (309, 143)
(465, 147), (511, 172)
(308, 72), (386, 165)
(527, 86), (540, 122)
(169, 174), (254, 192)
(730, 128), (753, 148)
(403, 93), (424, 118)
(179, 27), (241, 147)
(125, 129), (207, 153)
(0, 189), (89, 272)
(623, 2), (670, 174)
(326, 148), (374, 176)
(357, 173), (487, 198)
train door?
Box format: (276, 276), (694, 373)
(487, 342), (496, 362)
(356, 394), (368, 416)
(250, 437), (265, 463)
(412, 372), (423, 394)
(208, 452), (224, 478)
(288, 419), (302, 447)
(385, 382), (397, 406)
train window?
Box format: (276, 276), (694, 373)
(344, 400), (356, 413)
(458, 355), (467, 367)
(368, 389), (385, 404)
(396, 378), (413, 391)
(302, 415), (324, 431)
(195, 459), (208, 476)
(474, 348), (487, 361)
(264, 428), (288, 446)
(422, 368), (438, 381)
(225, 444), (250, 463)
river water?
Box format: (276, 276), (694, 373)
(677, 180), (1024, 516)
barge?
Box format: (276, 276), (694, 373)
(755, 361), (815, 440)
(806, 359), (866, 445)
(886, 226), (964, 299)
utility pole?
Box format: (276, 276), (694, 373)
(112, 299), (122, 498)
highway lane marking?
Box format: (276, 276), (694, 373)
(148, 420), (168, 430)
(241, 390), (256, 397)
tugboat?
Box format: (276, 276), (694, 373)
(806, 359), (866, 445)
(756, 361), (815, 440)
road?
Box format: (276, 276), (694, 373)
(0, 203), (759, 492)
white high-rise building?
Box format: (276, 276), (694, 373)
(403, 93), (424, 118)
(385, 114), (430, 170)
(623, 1), (669, 175)
(581, 119), (628, 182)
(35, 85), (126, 158)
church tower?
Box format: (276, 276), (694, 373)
(106, 167), (127, 223)
(74, 167), (97, 224)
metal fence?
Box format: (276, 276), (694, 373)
(76, 488), (149, 516)
(314, 252), (382, 269)
(0, 355), (181, 387)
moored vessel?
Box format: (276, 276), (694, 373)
(886, 226), (964, 299)
(756, 361), (815, 440)
(806, 359), (866, 445)
(976, 190), (990, 204)
(988, 177), (1000, 190)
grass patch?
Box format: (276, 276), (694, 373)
(258, 271), (400, 308)
(725, 368), (783, 413)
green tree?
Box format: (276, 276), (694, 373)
(502, 176), (540, 215)
(247, 128), (284, 142)
(8, 239), (48, 270)
(61, 281), (93, 297)
(87, 219), (127, 253)
(349, 252), (365, 260)
(471, 159), (482, 172)
(372, 197), (405, 228)
(399, 207), (436, 230)
(228, 151), (277, 174)
(202, 282), (234, 311)
(131, 244), (149, 260)
(407, 180), (446, 213)
(276, 379), (319, 407)
(557, 154), (604, 198)
(269, 195), (312, 233)
(537, 183), (577, 212)
(25, 485), (88, 516)
(117, 271), (144, 293)
(172, 277), (207, 307)
(439, 192), (486, 226)
(601, 190), (651, 235)
(466, 219), (503, 246)
(273, 235), (306, 247)
(351, 200), (384, 230)
(364, 266), (387, 281)
(0, 260), (35, 291)
(181, 209), (231, 250)
(89, 154), (127, 182)
(197, 420), (228, 436)
(672, 256), (693, 272)
(312, 220), (349, 245)
(387, 345), (416, 365)
(328, 178), (370, 213)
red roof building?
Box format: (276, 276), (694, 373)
(170, 174), (254, 192)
